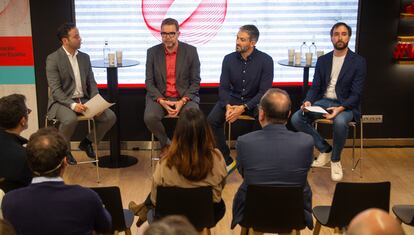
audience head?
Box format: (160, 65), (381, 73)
(143, 215), (197, 235)
(259, 88), (291, 126)
(347, 208), (405, 235)
(57, 22), (81, 50)
(165, 108), (215, 181)
(0, 94), (29, 132)
(26, 128), (68, 178)
(0, 219), (16, 235)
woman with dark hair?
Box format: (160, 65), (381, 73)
(129, 108), (227, 227)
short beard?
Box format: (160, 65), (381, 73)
(334, 41), (348, 50)
(236, 46), (248, 53)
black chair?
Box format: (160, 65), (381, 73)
(392, 205), (414, 226)
(239, 185), (306, 235)
(313, 181), (390, 235)
(90, 186), (134, 235)
(155, 186), (215, 234)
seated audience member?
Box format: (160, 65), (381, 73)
(1, 128), (112, 235)
(0, 94), (32, 192)
(0, 219), (16, 235)
(232, 88), (314, 229)
(129, 108), (227, 227)
(143, 215), (197, 235)
(207, 24), (273, 173)
(347, 208), (405, 235)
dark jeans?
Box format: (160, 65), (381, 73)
(207, 102), (258, 164)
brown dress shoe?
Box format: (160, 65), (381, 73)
(128, 201), (148, 227)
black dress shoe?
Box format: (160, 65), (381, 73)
(66, 152), (77, 165)
(79, 138), (96, 159)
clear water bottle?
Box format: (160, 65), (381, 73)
(103, 40), (110, 64)
(309, 42), (317, 60)
(300, 42), (308, 60)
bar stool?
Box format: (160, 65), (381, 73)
(227, 115), (256, 148)
(314, 118), (363, 177)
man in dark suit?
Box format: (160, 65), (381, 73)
(144, 18), (200, 154)
(232, 88), (314, 229)
(207, 25), (273, 173)
(1, 128), (112, 235)
(291, 22), (367, 181)
(46, 23), (116, 164)
(0, 94), (32, 192)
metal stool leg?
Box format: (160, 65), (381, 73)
(90, 119), (100, 183)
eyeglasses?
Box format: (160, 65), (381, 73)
(160, 32), (177, 37)
(27, 108), (32, 115)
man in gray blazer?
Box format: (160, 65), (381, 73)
(46, 23), (116, 165)
(144, 18), (201, 155)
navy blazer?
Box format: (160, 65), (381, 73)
(305, 49), (366, 120)
(232, 124), (314, 229)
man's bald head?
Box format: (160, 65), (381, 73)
(259, 88), (291, 124)
(347, 209), (405, 235)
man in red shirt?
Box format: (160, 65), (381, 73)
(144, 18), (201, 154)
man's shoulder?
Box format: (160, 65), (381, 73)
(254, 48), (273, 61)
(179, 41), (196, 50)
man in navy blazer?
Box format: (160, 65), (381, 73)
(232, 88), (314, 229)
(1, 128), (112, 235)
(144, 18), (200, 155)
(291, 22), (367, 181)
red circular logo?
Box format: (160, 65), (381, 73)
(142, 0), (227, 45)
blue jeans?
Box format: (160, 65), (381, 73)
(290, 98), (353, 162)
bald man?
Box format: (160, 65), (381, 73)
(347, 209), (405, 235)
(231, 88), (314, 229)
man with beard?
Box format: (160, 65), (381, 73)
(144, 18), (201, 156)
(291, 22), (366, 181)
(208, 25), (274, 173)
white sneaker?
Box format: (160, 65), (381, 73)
(331, 161), (343, 181)
(311, 152), (331, 167)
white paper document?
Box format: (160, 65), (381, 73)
(304, 106), (328, 114)
(82, 94), (114, 118)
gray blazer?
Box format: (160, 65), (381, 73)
(145, 41), (201, 103)
(46, 47), (99, 118)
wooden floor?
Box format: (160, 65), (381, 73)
(65, 147), (414, 235)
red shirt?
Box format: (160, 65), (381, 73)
(165, 47), (179, 98)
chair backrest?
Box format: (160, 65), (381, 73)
(90, 186), (127, 232)
(327, 181), (391, 228)
(240, 185), (306, 233)
(155, 186), (215, 231)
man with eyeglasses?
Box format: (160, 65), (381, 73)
(0, 94), (32, 192)
(144, 18), (201, 156)
(207, 25), (274, 174)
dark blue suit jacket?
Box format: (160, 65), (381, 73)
(2, 181), (112, 235)
(232, 124), (314, 229)
(305, 49), (366, 120)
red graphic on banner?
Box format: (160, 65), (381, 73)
(0, 36), (34, 66)
(142, 0), (227, 45)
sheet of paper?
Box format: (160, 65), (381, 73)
(304, 106), (328, 114)
(82, 94), (114, 118)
